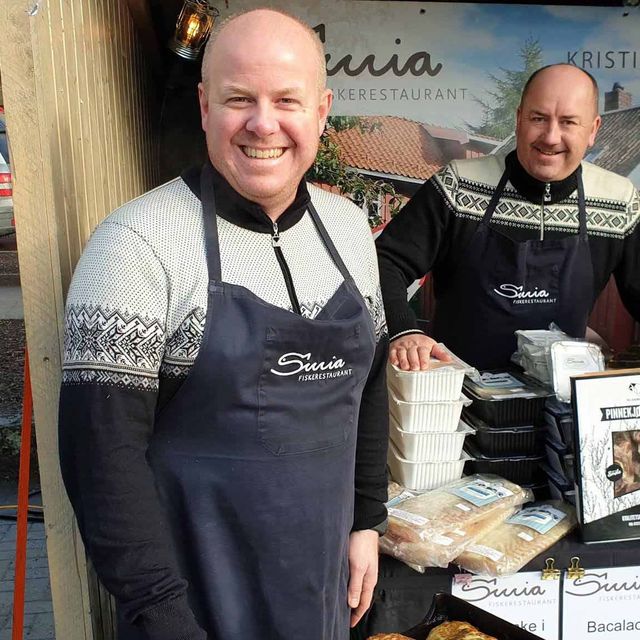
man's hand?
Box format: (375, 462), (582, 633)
(389, 334), (452, 371)
(348, 529), (379, 627)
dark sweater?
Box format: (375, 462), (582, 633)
(376, 151), (640, 343)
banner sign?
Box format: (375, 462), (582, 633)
(220, 1), (639, 129)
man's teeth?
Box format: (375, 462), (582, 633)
(538, 149), (559, 156)
(243, 147), (284, 159)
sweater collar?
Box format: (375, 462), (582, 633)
(505, 150), (580, 204)
(181, 162), (311, 233)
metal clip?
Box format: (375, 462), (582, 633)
(542, 557), (561, 580)
(453, 573), (474, 586)
(567, 556), (585, 580)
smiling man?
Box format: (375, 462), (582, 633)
(58, 9), (388, 640)
(376, 63), (640, 371)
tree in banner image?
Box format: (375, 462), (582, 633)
(307, 116), (402, 228)
(471, 37), (543, 140)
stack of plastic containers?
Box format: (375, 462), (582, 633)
(541, 397), (576, 505)
(461, 370), (552, 494)
(386, 352), (473, 491)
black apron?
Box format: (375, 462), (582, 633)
(432, 165), (593, 370)
(119, 164), (376, 639)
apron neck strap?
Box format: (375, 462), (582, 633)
(576, 169), (587, 237)
(482, 168), (511, 225)
(200, 165), (356, 284)
(306, 200), (355, 284)
(201, 164), (223, 282)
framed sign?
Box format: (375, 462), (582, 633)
(572, 370), (640, 543)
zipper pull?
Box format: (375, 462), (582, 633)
(543, 183), (551, 203)
(271, 221), (280, 247)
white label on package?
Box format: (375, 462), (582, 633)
(466, 544), (504, 562)
(450, 479), (514, 507)
(506, 505), (567, 534)
(430, 533), (453, 546)
(478, 372), (523, 389)
(452, 572), (560, 640)
(456, 502), (471, 512)
(386, 490), (416, 508)
(563, 566), (640, 639)
(388, 508), (428, 526)
(518, 531), (534, 542)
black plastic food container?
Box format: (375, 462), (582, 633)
(463, 370), (550, 427)
(463, 410), (546, 457)
(544, 435), (574, 482)
(464, 441), (546, 485)
(542, 462), (575, 505)
(543, 398), (574, 446)
(402, 593), (543, 639)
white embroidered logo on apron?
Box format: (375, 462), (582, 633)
(270, 352), (352, 382)
(493, 283), (557, 305)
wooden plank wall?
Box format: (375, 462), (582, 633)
(0, 1), (157, 638)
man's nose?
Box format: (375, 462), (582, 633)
(246, 102), (279, 137)
(540, 120), (561, 145)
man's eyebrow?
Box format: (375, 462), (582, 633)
(220, 84), (251, 95)
(273, 87), (305, 97)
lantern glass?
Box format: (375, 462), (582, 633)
(170, 1), (219, 61)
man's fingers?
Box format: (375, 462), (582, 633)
(417, 345), (432, 369)
(431, 342), (453, 362)
(395, 347), (411, 371)
(347, 564), (365, 609)
(349, 566), (377, 627)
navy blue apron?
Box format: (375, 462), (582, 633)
(432, 165), (593, 370)
(118, 164), (376, 639)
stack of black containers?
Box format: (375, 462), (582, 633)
(461, 369), (551, 498)
(541, 397), (576, 504)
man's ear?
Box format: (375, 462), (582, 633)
(515, 106), (522, 136)
(198, 83), (209, 133)
(588, 115), (602, 147)
(318, 89), (333, 137)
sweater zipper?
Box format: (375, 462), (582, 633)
(540, 182), (551, 241)
(271, 222), (302, 315)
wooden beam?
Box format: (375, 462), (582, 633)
(0, 1), (158, 638)
(0, 3), (93, 639)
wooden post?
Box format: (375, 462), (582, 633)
(0, 1), (157, 638)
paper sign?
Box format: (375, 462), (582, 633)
(563, 566), (640, 639)
(452, 572), (559, 640)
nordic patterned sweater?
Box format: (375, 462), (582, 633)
(58, 165), (389, 639)
(376, 150), (640, 343)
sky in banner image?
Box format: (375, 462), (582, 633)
(218, 1), (640, 209)
(218, 1), (638, 128)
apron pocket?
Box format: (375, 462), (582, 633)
(258, 325), (360, 455)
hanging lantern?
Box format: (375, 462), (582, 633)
(169, 0), (220, 61)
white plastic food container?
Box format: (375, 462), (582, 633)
(387, 440), (469, 491)
(388, 387), (472, 432)
(389, 414), (474, 462)
(386, 346), (476, 402)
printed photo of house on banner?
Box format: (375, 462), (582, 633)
(220, 0), (639, 227)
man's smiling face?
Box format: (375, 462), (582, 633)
(198, 10), (331, 219)
(516, 65), (601, 183)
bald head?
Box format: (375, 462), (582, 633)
(515, 63), (602, 182)
(521, 64), (599, 118)
(201, 9), (327, 94)
(196, 6), (333, 219)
